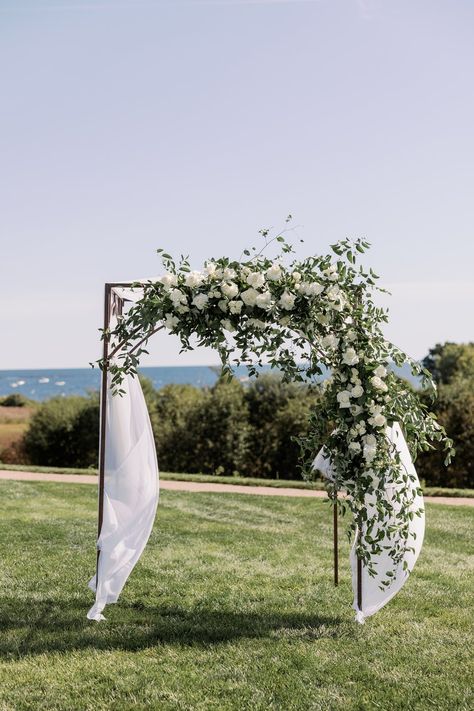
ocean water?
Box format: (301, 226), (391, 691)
(0, 366), (222, 401)
(0, 363), (420, 402)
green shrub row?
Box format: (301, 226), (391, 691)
(17, 375), (319, 480)
(6, 345), (474, 487)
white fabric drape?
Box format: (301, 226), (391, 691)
(314, 422), (424, 623)
(87, 370), (159, 621)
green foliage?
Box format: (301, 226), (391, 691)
(99, 231), (454, 578)
(23, 395), (99, 468)
(422, 341), (474, 385)
(417, 377), (474, 488)
(0, 393), (30, 407)
(243, 374), (318, 479)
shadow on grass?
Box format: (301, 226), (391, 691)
(0, 597), (345, 658)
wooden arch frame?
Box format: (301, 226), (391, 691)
(96, 283), (363, 611)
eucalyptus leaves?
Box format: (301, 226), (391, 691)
(99, 227), (453, 584)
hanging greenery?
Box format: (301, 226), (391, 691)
(98, 222), (453, 584)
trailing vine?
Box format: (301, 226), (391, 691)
(97, 224), (453, 584)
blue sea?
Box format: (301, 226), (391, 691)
(0, 366), (224, 401)
(0, 363), (420, 402)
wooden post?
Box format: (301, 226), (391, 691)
(96, 284), (112, 580)
(357, 543), (363, 612)
(333, 492), (338, 587)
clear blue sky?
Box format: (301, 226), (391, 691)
(1, 0), (473, 369)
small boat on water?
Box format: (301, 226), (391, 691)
(17, 380), (25, 385)
(55, 381), (66, 386)
(38, 377), (49, 384)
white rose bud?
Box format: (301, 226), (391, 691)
(370, 375), (388, 392)
(278, 290), (296, 311)
(164, 313), (179, 330)
(351, 384), (364, 398)
(348, 441), (361, 453)
(374, 365), (387, 378)
(265, 263), (283, 281)
(203, 261), (217, 278)
(220, 319), (236, 333)
(292, 271), (302, 282)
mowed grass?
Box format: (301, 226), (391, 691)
(0, 482), (472, 711)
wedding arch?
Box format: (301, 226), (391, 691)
(87, 230), (452, 623)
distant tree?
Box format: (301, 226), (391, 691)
(422, 342), (474, 385)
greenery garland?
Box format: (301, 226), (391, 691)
(98, 223), (454, 585)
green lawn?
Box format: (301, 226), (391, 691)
(0, 481), (472, 711)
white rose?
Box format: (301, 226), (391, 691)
(337, 390), (351, 408)
(300, 281), (324, 297)
(221, 282), (239, 299)
(351, 384), (364, 398)
(374, 365), (387, 378)
(203, 261), (217, 277)
(218, 299), (228, 313)
(220, 319), (236, 333)
(292, 271), (301, 282)
(326, 285), (342, 302)
(364, 434), (377, 445)
(348, 441), (361, 453)
(159, 272), (178, 289)
(342, 348), (360, 366)
(324, 264), (339, 281)
(223, 267), (237, 280)
(241, 288), (259, 307)
(322, 334), (339, 350)
(370, 375), (388, 392)
(185, 270), (205, 288)
(266, 263), (283, 281)
(346, 329), (357, 342)
(192, 293), (209, 310)
(228, 300), (243, 314)
(369, 413), (387, 428)
(176, 304), (189, 314)
(279, 291), (296, 311)
(363, 443), (377, 462)
(350, 404), (363, 416)
(255, 291), (272, 310)
(164, 313), (179, 330)
(170, 288), (187, 306)
(246, 271), (265, 289)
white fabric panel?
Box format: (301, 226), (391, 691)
(313, 422), (424, 623)
(87, 371), (159, 621)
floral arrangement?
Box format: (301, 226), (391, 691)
(100, 223), (453, 584)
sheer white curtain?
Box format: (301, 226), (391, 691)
(314, 422), (424, 623)
(87, 289), (159, 621)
